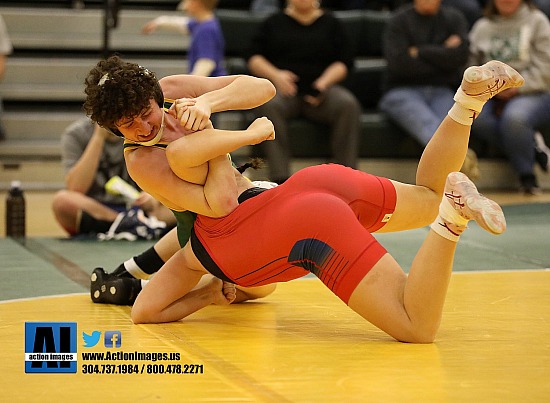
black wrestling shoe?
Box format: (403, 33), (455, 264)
(90, 267), (142, 305)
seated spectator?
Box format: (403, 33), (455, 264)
(52, 118), (176, 239)
(142, 0), (227, 77)
(378, 0), (478, 177)
(445, 0), (550, 27)
(0, 14), (13, 141)
(247, 0), (361, 184)
(250, 0), (408, 13)
(250, 0), (282, 14)
(468, 0), (550, 194)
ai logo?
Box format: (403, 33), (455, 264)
(25, 322), (77, 373)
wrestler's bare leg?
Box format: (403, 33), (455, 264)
(379, 61), (524, 233)
(349, 171), (506, 343)
(132, 248), (209, 324)
(191, 274), (276, 304)
(151, 226), (181, 262)
(132, 246), (276, 323)
(234, 284), (277, 303)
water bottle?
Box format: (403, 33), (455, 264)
(6, 180), (26, 238)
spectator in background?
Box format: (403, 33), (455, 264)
(443, 0), (550, 28)
(247, 0), (361, 184)
(51, 118), (176, 239)
(142, 0), (227, 77)
(250, 0), (282, 14)
(468, 0), (550, 195)
(378, 0), (477, 177)
(0, 14), (13, 141)
(250, 0), (411, 13)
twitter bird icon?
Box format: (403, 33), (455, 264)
(83, 331), (101, 348)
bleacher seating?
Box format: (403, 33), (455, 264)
(1, 7), (188, 52)
(0, 5), (549, 190)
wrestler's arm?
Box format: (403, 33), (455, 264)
(166, 117), (275, 169)
(160, 74), (276, 131)
(125, 147), (237, 217)
(165, 118), (274, 216)
(160, 74), (275, 111)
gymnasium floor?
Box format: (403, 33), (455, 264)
(1, 191), (549, 402)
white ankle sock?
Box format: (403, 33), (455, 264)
(430, 197), (469, 242)
(448, 103), (478, 126)
(430, 217), (464, 242)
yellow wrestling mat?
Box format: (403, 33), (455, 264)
(2, 272), (549, 402)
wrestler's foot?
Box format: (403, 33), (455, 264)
(90, 267), (142, 305)
(454, 60), (524, 113)
(444, 172), (506, 235)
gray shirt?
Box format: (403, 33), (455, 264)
(61, 118), (138, 205)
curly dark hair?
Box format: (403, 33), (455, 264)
(83, 55), (164, 131)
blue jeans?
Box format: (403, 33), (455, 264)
(472, 92), (550, 177)
(379, 86), (455, 146)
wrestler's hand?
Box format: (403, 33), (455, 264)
(168, 98), (212, 132)
(210, 278), (236, 305)
(246, 117), (275, 144)
(222, 282), (237, 304)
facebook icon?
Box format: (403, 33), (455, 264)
(104, 331), (122, 348)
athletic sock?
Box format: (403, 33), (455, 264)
(134, 246), (165, 275)
(113, 246), (166, 280)
(430, 198), (469, 242)
(448, 102), (478, 126)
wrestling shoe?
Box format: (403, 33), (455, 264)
(454, 60), (525, 114)
(98, 209), (166, 241)
(90, 267), (141, 305)
(444, 172), (506, 235)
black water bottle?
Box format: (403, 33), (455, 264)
(6, 180), (26, 238)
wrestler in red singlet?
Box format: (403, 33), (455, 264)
(191, 163), (397, 304)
